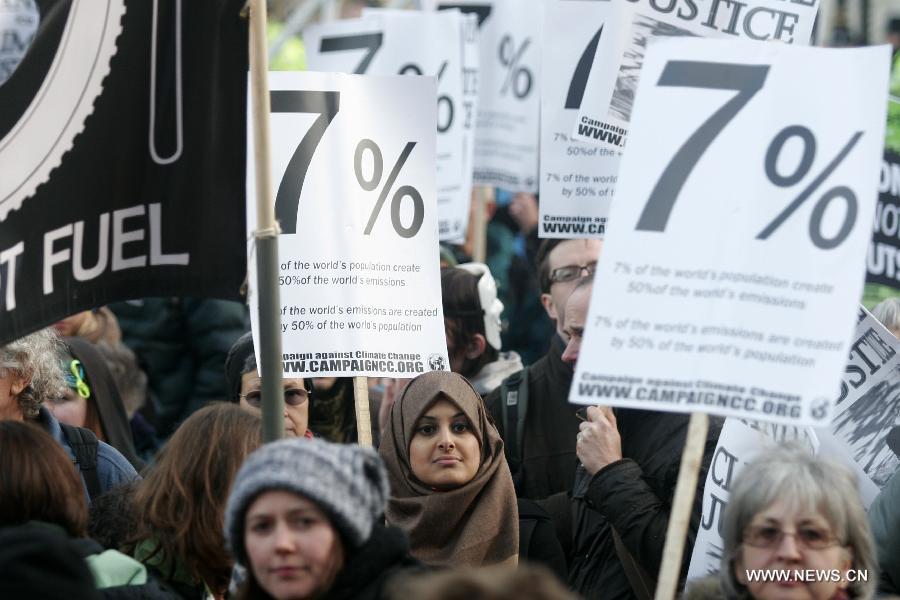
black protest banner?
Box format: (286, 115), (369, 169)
(0, 0), (247, 344)
(867, 150), (900, 290)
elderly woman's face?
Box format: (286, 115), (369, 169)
(409, 398), (480, 490)
(734, 499), (853, 600)
(240, 371), (309, 438)
(245, 490), (345, 600)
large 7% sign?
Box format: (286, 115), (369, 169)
(247, 72), (448, 379)
(571, 40), (890, 427)
(636, 61), (861, 251)
(269, 90), (423, 238)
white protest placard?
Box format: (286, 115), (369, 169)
(246, 72), (449, 378)
(815, 307), (900, 506)
(426, 0), (541, 193)
(539, 0), (619, 238)
(304, 11), (470, 241)
(569, 39), (889, 426)
(687, 418), (817, 580)
(572, 0), (820, 149)
(688, 308), (900, 579)
(450, 12), (480, 244)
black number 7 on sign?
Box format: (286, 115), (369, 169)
(635, 61), (769, 233)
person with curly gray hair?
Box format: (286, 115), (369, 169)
(687, 445), (878, 600)
(0, 329), (138, 501)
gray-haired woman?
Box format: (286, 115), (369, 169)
(688, 445), (878, 600)
(0, 329), (137, 500)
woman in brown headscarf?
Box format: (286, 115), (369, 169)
(379, 370), (519, 568)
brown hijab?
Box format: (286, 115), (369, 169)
(379, 371), (518, 567)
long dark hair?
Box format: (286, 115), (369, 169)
(0, 421), (88, 536)
(441, 267), (498, 377)
(128, 403), (261, 596)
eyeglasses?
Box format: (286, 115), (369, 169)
(241, 388), (310, 408)
(742, 525), (841, 550)
(549, 262), (597, 284)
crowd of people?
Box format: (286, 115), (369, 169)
(0, 231), (897, 600)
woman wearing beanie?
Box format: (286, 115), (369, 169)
(225, 437), (421, 600)
(379, 370), (519, 567)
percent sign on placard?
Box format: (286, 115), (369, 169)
(633, 61), (864, 250)
(756, 127), (863, 249)
(354, 139), (424, 238)
(498, 35), (532, 99)
(399, 61), (454, 132)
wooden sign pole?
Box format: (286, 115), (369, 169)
(354, 376), (374, 447)
(654, 412), (709, 600)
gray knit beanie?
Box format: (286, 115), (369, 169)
(224, 437), (389, 565)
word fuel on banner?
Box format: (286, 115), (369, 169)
(0, 203), (189, 311)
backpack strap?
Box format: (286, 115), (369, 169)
(611, 526), (657, 600)
(61, 423), (102, 501)
(499, 367), (529, 480)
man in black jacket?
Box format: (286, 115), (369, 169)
(565, 281), (722, 599)
(486, 238), (601, 500)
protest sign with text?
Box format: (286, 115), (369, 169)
(572, 0), (819, 149)
(426, 0), (541, 193)
(246, 72), (449, 378)
(689, 308), (900, 578)
(569, 39), (889, 426)
(686, 418), (818, 580)
(539, 0), (619, 238)
(304, 10), (471, 241)
(867, 150), (900, 290)
(0, 0), (248, 345)
(815, 307), (900, 506)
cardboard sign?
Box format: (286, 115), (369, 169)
(246, 72), (449, 378)
(572, 0), (820, 149)
(570, 40), (889, 426)
(304, 10), (473, 241)
(427, 0), (542, 192)
(539, 0), (619, 238)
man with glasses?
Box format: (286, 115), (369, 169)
(225, 332), (313, 439)
(486, 238), (602, 501)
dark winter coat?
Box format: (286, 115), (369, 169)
(485, 334), (580, 500)
(869, 465), (900, 595)
(109, 298), (248, 439)
(568, 409), (722, 600)
(518, 498), (568, 582)
(322, 524), (424, 600)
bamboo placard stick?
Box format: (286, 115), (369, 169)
(654, 412), (709, 600)
(354, 376), (374, 447)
